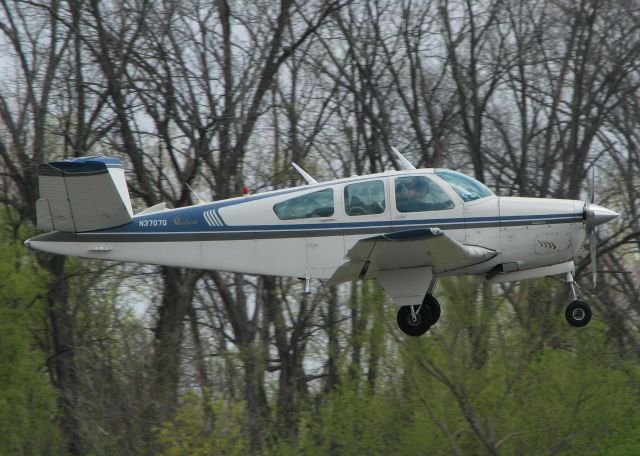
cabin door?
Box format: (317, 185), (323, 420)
(338, 177), (392, 270)
(304, 188), (345, 279)
(390, 173), (466, 243)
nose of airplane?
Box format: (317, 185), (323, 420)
(585, 203), (619, 228)
(24, 238), (31, 248)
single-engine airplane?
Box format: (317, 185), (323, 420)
(26, 151), (618, 336)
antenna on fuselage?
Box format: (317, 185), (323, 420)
(391, 146), (416, 170)
(186, 182), (205, 204)
(291, 162), (318, 185)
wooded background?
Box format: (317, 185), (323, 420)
(1, 0), (640, 454)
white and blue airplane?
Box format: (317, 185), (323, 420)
(26, 151), (618, 336)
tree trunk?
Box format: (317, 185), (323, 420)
(40, 254), (84, 455)
(151, 267), (201, 421)
(211, 272), (270, 452)
(324, 286), (340, 393)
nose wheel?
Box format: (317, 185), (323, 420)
(397, 294), (441, 336)
(564, 273), (592, 327)
(565, 299), (592, 327)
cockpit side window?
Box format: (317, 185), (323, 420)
(344, 180), (386, 216)
(273, 189), (334, 220)
(395, 176), (455, 212)
(435, 169), (494, 202)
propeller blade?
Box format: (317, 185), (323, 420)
(590, 164), (595, 204)
(589, 228), (597, 289)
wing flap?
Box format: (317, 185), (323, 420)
(328, 228), (497, 285)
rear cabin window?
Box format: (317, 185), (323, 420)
(395, 176), (455, 212)
(273, 189), (334, 220)
(344, 180), (386, 216)
(435, 169), (494, 202)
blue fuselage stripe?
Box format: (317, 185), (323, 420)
(100, 212), (582, 235)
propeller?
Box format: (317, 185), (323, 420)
(585, 204), (617, 287)
(589, 164), (596, 288)
(584, 165), (619, 288)
(589, 227), (597, 287)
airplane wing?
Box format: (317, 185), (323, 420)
(327, 228), (497, 286)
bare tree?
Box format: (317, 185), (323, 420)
(439, 0), (514, 181)
(75, 0), (350, 449)
(0, 1), (109, 453)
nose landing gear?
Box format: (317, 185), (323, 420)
(564, 273), (592, 327)
(565, 300), (592, 327)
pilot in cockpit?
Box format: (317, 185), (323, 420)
(397, 177), (431, 212)
(408, 178), (430, 201)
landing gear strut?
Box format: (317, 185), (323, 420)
(564, 272), (592, 327)
(397, 294), (441, 337)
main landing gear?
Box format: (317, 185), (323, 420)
(397, 294), (441, 337)
(396, 272), (592, 335)
(564, 272), (592, 327)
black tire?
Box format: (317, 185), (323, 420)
(397, 305), (432, 337)
(422, 294), (441, 326)
(565, 300), (592, 327)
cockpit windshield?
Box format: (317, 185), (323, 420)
(435, 169), (494, 202)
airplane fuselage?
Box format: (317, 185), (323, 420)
(28, 169), (587, 280)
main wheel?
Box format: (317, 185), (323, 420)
(565, 300), (592, 327)
(422, 294), (441, 326)
(397, 305), (432, 337)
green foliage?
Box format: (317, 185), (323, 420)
(155, 392), (248, 455)
(271, 278), (640, 456)
(387, 278), (640, 455)
(0, 223), (63, 454)
(4, 222), (640, 455)
(71, 264), (155, 455)
(497, 331), (640, 455)
(277, 380), (407, 456)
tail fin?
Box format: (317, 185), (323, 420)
(36, 156), (133, 232)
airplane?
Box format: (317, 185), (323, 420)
(25, 151), (619, 336)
